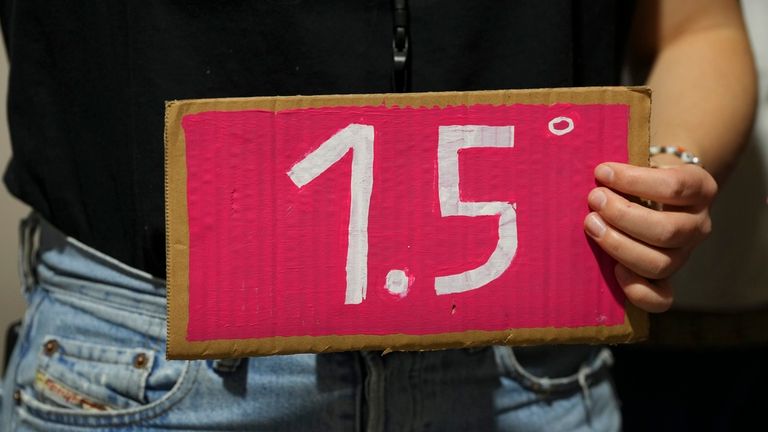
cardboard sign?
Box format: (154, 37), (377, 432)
(165, 88), (650, 359)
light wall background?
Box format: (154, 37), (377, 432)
(0, 54), (30, 367)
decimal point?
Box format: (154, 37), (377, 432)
(385, 269), (409, 297)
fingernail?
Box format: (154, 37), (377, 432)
(588, 189), (607, 210)
(595, 164), (614, 183)
(585, 213), (606, 238)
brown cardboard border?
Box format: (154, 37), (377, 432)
(165, 87), (651, 359)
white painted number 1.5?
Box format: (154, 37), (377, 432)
(287, 124), (517, 304)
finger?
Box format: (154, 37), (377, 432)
(614, 263), (673, 313)
(594, 163), (717, 207)
(584, 212), (687, 280)
(588, 187), (711, 248)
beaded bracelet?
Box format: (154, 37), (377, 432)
(649, 145), (702, 166)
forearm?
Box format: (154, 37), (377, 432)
(637, 0), (757, 179)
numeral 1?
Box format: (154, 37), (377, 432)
(287, 124), (374, 304)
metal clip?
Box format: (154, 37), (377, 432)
(392, 0), (410, 92)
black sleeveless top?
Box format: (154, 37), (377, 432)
(2, 0), (634, 278)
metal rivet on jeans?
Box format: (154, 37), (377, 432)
(43, 339), (59, 356)
(133, 353), (148, 369)
(13, 389), (21, 405)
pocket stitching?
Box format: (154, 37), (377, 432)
(40, 334), (154, 366)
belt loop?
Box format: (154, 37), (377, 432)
(578, 365), (593, 424)
(360, 351), (385, 432)
(18, 212), (41, 294)
(212, 358), (242, 373)
(594, 347), (614, 369)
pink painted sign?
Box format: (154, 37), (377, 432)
(165, 89), (650, 358)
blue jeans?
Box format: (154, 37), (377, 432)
(1, 214), (620, 431)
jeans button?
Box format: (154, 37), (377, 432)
(43, 339), (59, 356)
(133, 353), (148, 369)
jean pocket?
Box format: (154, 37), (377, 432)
(16, 333), (198, 429)
(494, 345), (613, 395)
(33, 335), (154, 411)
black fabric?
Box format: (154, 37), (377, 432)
(1, 0), (635, 278)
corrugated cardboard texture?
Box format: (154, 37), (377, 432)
(165, 87), (650, 359)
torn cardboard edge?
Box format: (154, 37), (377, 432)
(165, 87), (651, 360)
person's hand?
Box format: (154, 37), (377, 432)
(584, 162), (718, 313)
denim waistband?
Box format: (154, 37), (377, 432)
(20, 213), (167, 339)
